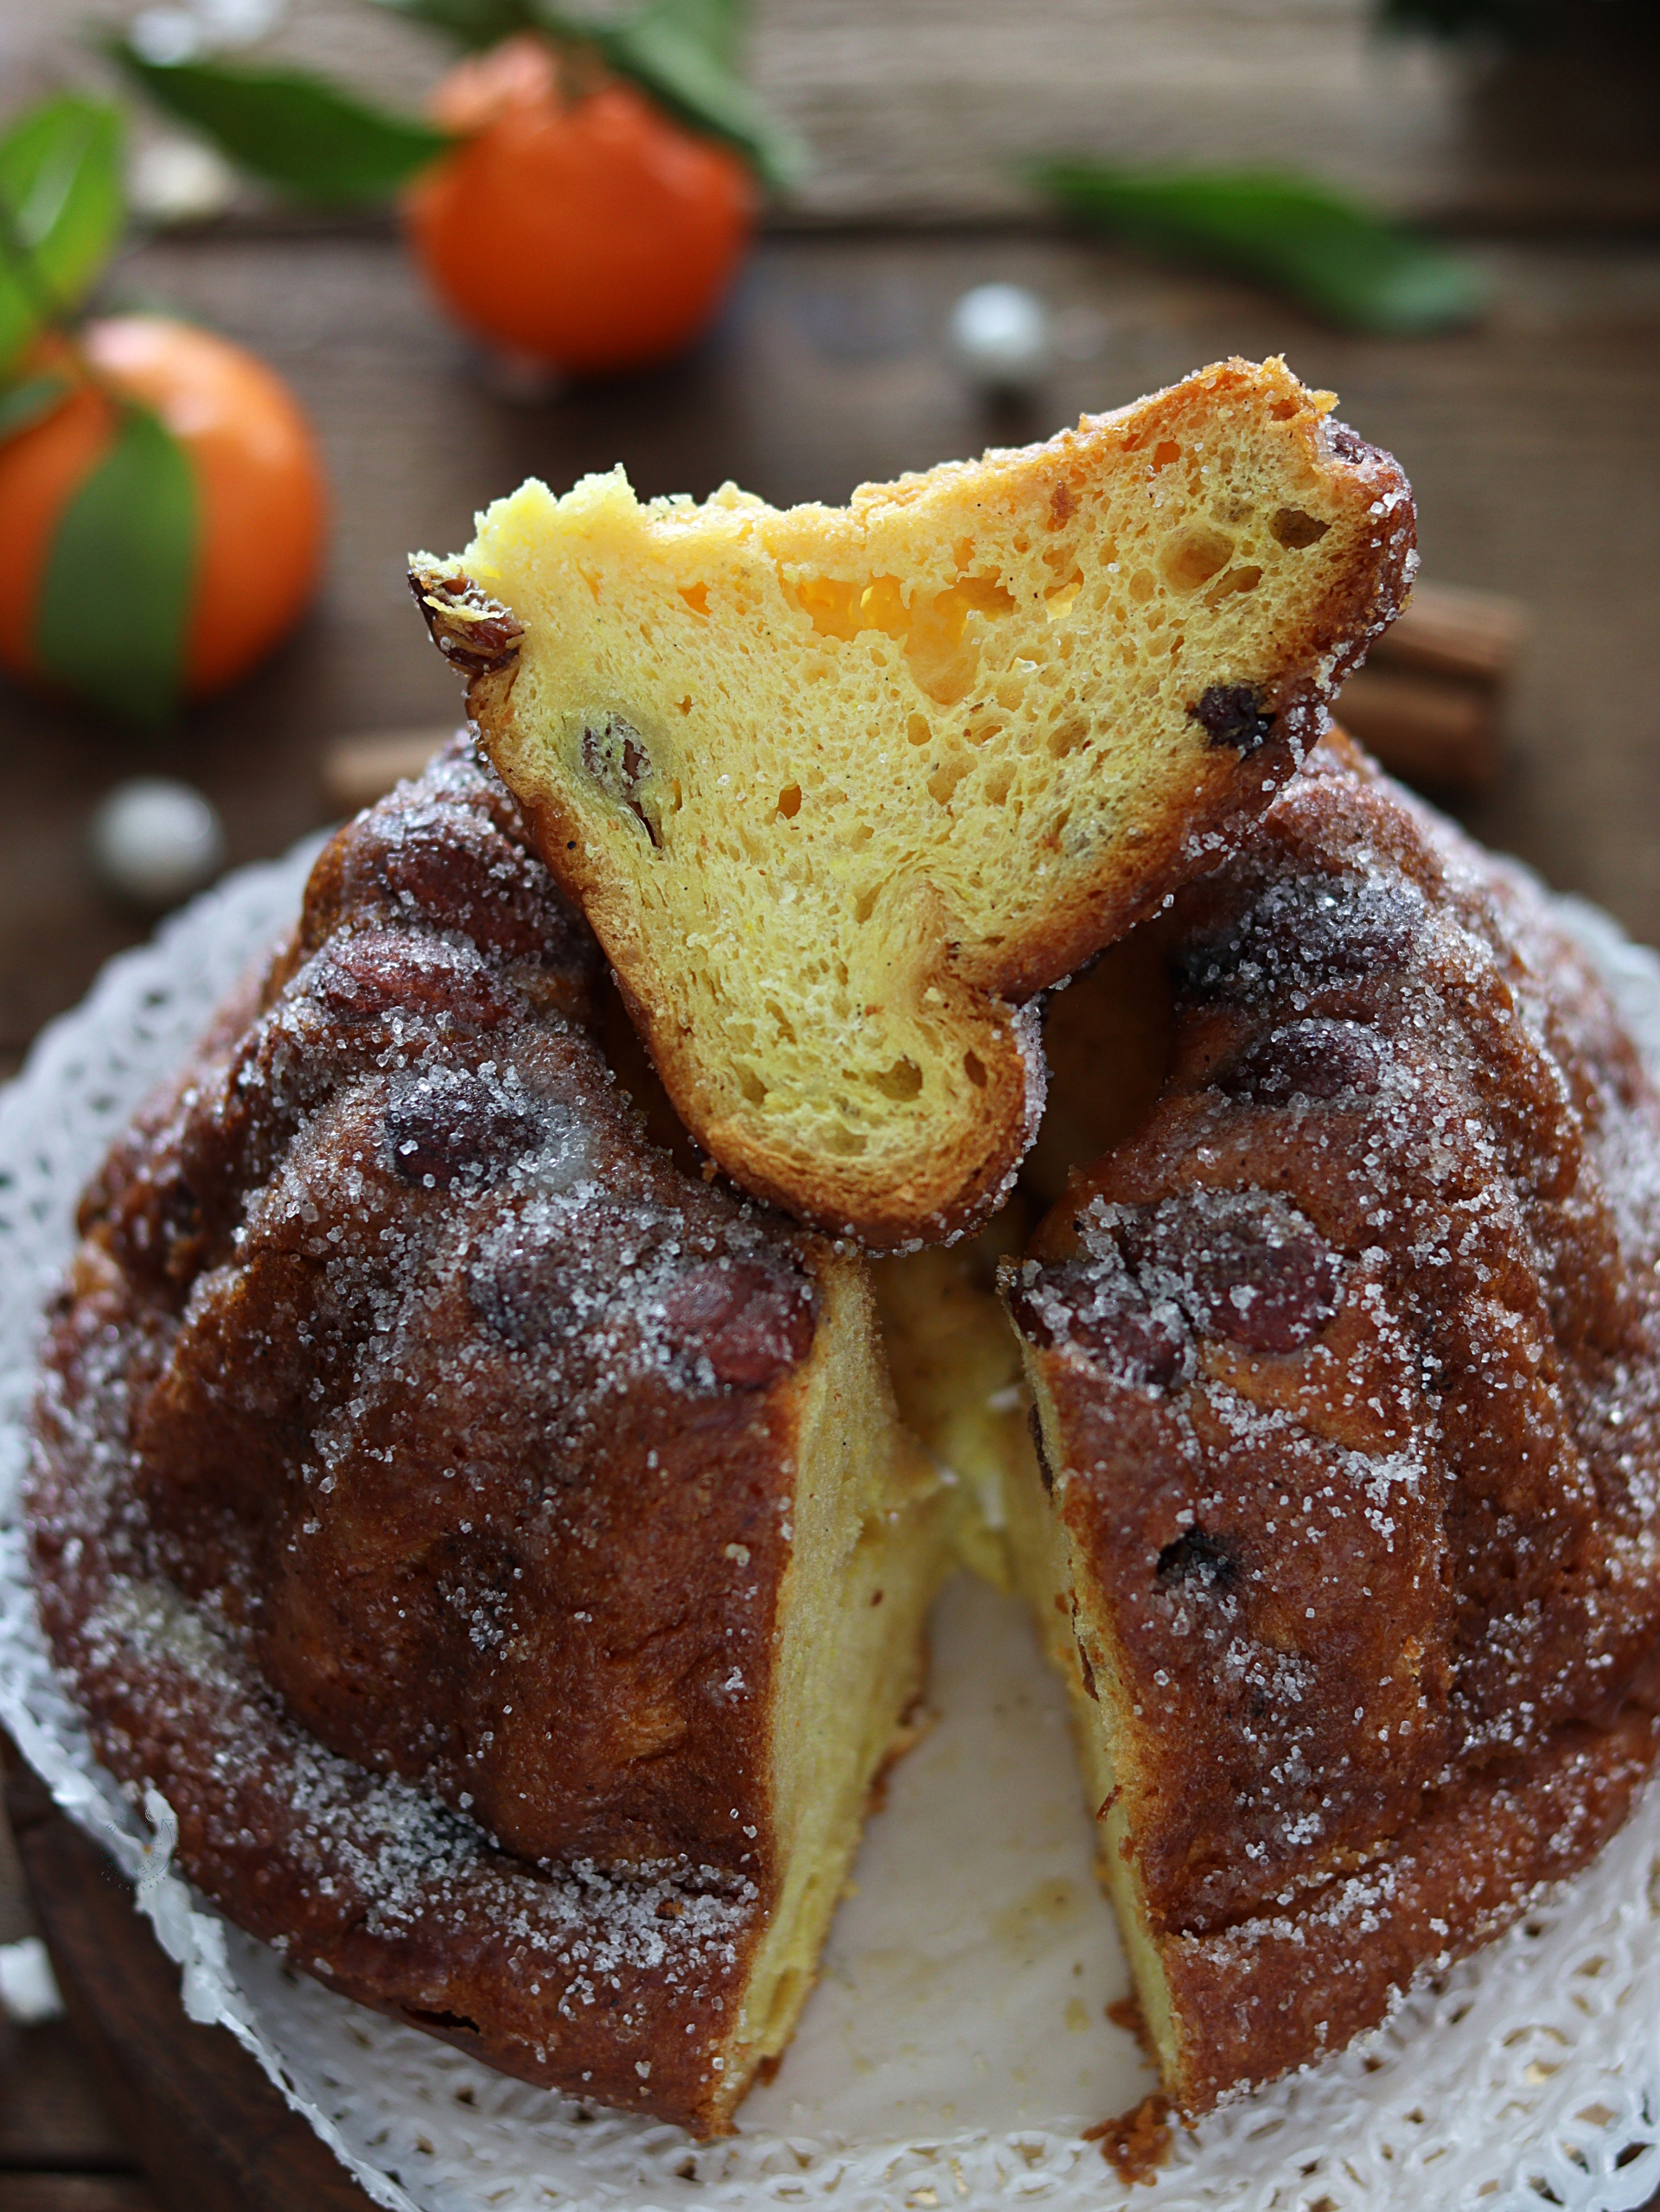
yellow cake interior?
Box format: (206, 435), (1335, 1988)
(712, 1257), (951, 2110)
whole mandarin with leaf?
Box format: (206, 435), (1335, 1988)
(405, 35), (755, 376)
(0, 315), (327, 708)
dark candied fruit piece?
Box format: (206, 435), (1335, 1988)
(581, 714), (661, 847)
(1324, 419), (1377, 466)
(410, 570), (526, 678)
(1216, 1017), (1385, 1104)
(1178, 872), (1421, 1002)
(309, 930), (516, 1031)
(1128, 1190), (1342, 1355)
(1187, 684), (1274, 756)
(1155, 1527), (1240, 1591)
(466, 1209), (592, 1349)
(352, 806), (574, 961)
(383, 1068), (543, 1189)
(661, 1258), (814, 1387)
(1008, 1261), (1186, 1388)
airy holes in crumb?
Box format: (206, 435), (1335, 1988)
(871, 1057), (923, 1101)
(1204, 564), (1264, 609)
(1159, 524), (1234, 595)
(1271, 506), (1331, 549)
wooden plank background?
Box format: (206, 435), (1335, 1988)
(3, 0), (1660, 226)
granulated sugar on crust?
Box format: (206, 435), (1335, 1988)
(1009, 732), (1660, 2113)
(26, 733), (852, 2132)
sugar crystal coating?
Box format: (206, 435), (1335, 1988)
(1007, 735), (1660, 2113)
(28, 735), (834, 2135)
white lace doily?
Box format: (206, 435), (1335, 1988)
(5, 832), (1660, 2212)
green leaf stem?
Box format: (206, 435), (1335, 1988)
(366, 0), (543, 48)
(595, 0), (806, 189)
(35, 403), (199, 727)
(0, 96), (124, 372)
(1032, 162), (1484, 335)
(113, 45), (451, 205)
(370, 0), (805, 189)
(0, 368), (72, 442)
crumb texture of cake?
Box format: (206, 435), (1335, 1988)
(1002, 734), (1660, 2114)
(412, 357), (1416, 1246)
(28, 736), (946, 2138)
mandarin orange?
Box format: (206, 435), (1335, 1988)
(0, 315), (328, 703)
(405, 36), (754, 376)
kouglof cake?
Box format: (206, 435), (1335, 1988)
(999, 735), (1660, 2111)
(25, 362), (1660, 2153)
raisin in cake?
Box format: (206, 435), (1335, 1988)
(28, 736), (946, 2137)
(412, 357), (1415, 1247)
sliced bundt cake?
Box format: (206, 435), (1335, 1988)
(28, 736), (947, 2136)
(411, 357), (1416, 1246)
(1001, 734), (1660, 2113)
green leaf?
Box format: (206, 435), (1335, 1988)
(595, 0), (807, 190)
(1032, 162), (1484, 335)
(364, 0), (544, 51)
(113, 44), (451, 205)
(0, 367), (72, 442)
(361, 0), (799, 188)
(1375, 0), (1580, 39)
(0, 96), (124, 373)
(36, 402), (199, 727)
(633, 0), (748, 70)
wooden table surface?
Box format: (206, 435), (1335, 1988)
(3, 184), (1660, 2212)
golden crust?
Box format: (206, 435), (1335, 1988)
(1161, 1707), (1660, 2110)
(1006, 735), (1660, 2112)
(412, 359), (1417, 1248)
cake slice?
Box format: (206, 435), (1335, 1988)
(412, 357), (1415, 1247)
(1001, 736), (1660, 2113)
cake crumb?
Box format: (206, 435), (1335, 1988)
(1083, 2093), (1173, 2184)
(1105, 1990), (1155, 2059)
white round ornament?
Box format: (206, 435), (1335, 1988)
(89, 778), (227, 909)
(949, 283), (1054, 398)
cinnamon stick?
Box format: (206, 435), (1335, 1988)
(1369, 580), (1527, 685)
(1334, 666), (1502, 795)
(1336, 579), (1525, 794)
(321, 729), (452, 814)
